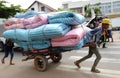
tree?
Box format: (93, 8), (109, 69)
(84, 3), (102, 18)
(93, 3), (102, 16)
(0, 0), (6, 18)
(94, 8), (101, 16)
(0, 0), (6, 7)
(0, 0), (26, 18)
(84, 4), (91, 17)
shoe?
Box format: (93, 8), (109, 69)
(74, 61), (80, 68)
(91, 69), (100, 73)
(102, 46), (107, 48)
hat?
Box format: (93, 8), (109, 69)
(102, 18), (111, 25)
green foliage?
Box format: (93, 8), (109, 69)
(94, 8), (101, 16)
(57, 8), (64, 11)
(95, 2), (101, 6)
(84, 4), (102, 17)
(84, 4), (91, 17)
(0, 0), (6, 7)
(0, 0), (26, 18)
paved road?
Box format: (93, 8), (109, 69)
(0, 41), (120, 78)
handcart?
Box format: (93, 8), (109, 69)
(22, 47), (70, 72)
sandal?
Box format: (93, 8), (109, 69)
(10, 63), (15, 65)
(1, 59), (5, 64)
(91, 69), (100, 73)
(74, 61), (81, 68)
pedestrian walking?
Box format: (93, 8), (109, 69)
(107, 24), (114, 42)
(74, 18), (110, 73)
(103, 16), (114, 42)
(1, 38), (15, 65)
(98, 29), (108, 48)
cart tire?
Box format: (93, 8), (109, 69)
(50, 53), (62, 63)
(34, 55), (48, 72)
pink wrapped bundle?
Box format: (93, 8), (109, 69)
(23, 14), (48, 28)
(4, 18), (24, 29)
(4, 14), (48, 29)
(51, 26), (88, 47)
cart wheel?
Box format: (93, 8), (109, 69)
(50, 53), (62, 63)
(34, 55), (48, 72)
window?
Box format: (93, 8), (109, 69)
(76, 8), (82, 13)
(31, 8), (35, 11)
(63, 4), (68, 9)
(41, 6), (45, 11)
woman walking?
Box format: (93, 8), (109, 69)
(1, 38), (15, 65)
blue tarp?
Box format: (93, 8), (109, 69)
(3, 23), (71, 41)
(13, 39), (50, 50)
(14, 10), (39, 18)
(48, 12), (86, 26)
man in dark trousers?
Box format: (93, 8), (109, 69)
(74, 18), (110, 73)
(1, 38), (15, 65)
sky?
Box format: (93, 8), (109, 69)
(5, 0), (69, 9)
(5, 0), (89, 9)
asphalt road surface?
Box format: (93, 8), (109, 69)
(0, 40), (120, 78)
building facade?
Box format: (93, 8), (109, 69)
(62, 0), (120, 17)
(27, 0), (57, 13)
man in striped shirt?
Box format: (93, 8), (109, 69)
(74, 18), (110, 73)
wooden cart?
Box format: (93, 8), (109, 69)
(22, 47), (70, 72)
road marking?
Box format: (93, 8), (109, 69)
(57, 64), (120, 78)
(69, 56), (120, 63)
(76, 50), (120, 55)
(106, 46), (120, 48)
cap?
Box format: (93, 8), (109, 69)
(102, 18), (111, 25)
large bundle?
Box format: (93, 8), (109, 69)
(48, 12), (86, 26)
(53, 37), (85, 50)
(2, 11), (90, 51)
(3, 23), (71, 41)
(51, 25), (89, 47)
(4, 14), (48, 29)
(14, 10), (39, 18)
(13, 39), (50, 50)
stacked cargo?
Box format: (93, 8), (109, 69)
(2, 11), (90, 51)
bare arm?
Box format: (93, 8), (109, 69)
(83, 42), (96, 47)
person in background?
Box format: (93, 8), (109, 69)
(1, 38), (15, 65)
(97, 17), (108, 48)
(103, 16), (114, 42)
(98, 29), (108, 48)
(74, 18), (110, 73)
(107, 24), (114, 42)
